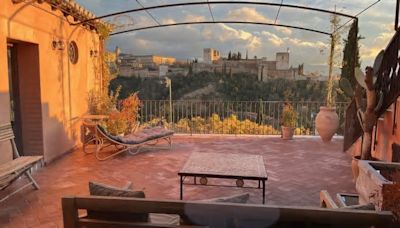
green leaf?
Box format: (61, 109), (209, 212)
(355, 67), (367, 89)
(339, 77), (354, 97)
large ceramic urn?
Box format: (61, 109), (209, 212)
(315, 106), (339, 142)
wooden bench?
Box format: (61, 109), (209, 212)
(62, 196), (394, 227)
(0, 123), (43, 203)
(320, 190), (375, 210)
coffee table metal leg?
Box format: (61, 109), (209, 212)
(180, 175), (183, 200)
(258, 180), (261, 188)
(262, 180), (266, 204)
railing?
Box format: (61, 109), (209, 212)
(139, 100), (349, 136)
(375, 28), (400, 117)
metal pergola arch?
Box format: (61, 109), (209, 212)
(110, 21), (332, 36)
(75, 1), (359, 37)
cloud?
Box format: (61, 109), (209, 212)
(284, 38), (328, 49)
(359, 23), (395, 64)
(88, 0), (396, 72)
(201, 24), (261, 50)
(224, 7), (292, 35)
(275, 27), (292, 35)
(261, 31), (328, 49)
(225, 7), (271, 23)
(161, 18), (177, 24)
(261, 31), (284, 46)
(218, 24), (253, 41)
(184, 14), (206, 22)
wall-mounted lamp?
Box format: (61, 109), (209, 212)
(90, 50), (98, 57)
(52, 40), (65, 50)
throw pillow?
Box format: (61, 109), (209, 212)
(87, 181), (148, 222)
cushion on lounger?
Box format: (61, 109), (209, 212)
(97, 125), (122, 142)
(118, 133), (148, 144)
(119, 126), (174, 144)
(87, 181), (148, 222)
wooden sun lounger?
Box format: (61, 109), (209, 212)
(0, 123), (43, 203)
(83, 125), (174, 161)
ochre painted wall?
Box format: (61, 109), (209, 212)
(0, 1), (101, 163)
(371, 100), (400, 162)
(348, 100), (400, 162)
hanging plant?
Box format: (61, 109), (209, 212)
(325, 13), (342, 108)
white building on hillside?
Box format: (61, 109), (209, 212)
(203, 48), (220, 64)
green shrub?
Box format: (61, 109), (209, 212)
(281, 104), (298, 128)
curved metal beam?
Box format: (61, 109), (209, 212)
(110, 21), (332, 36)
(75, 1), (356, 26)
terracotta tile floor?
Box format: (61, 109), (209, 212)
(0, 135), (355, 227)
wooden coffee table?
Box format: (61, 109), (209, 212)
(178, 152), (268, 204)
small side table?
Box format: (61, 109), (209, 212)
(81, 115), (108, 153)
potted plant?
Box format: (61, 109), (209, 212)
(281, 104), (298, 140)
(315, 14), (341, 142)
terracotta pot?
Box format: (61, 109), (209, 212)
(281, 126), (294, 140)
(315, 106), (339, 142)
(351, 155), (361, 182)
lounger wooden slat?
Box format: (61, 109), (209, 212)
(0, 156), (42, 178)
(0, 123), (43, 203)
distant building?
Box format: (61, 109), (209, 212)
(194, 50), (304, 81)
(167, 67), (189, 76)
(119, 54), (175, 66)
(159, 65), (169, 77)
(203, 48), (220, 64)
(134, 55), (176, 68)
(117, 53), (176, 78)
(257, 52), (302, 81)
(276, 52), (289, 70)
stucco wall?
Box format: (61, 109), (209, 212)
(0, 1), (101, 164)
(371, 100), (400, 162)
(0, 28), (12, 163)
(348, 100), (400, 162)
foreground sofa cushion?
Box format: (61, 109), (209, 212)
(87, 181), (148, 222)
(88, 181), (180, 225)
(87, 182), (249, 226)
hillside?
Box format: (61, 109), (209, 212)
(109, 72), (329, 102)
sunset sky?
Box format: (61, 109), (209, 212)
(76, 0), (396, 74)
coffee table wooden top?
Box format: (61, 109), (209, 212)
(179, 152), (267, 180)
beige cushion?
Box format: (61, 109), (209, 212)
(148, 193), (250, 226)
(89, 181), (143, 197)
(87, 182), (249, 225)
(149, 213), (180, 226)
(200, 193), (250, 204)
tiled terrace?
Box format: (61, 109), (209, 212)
(0, 135), (355, 227)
